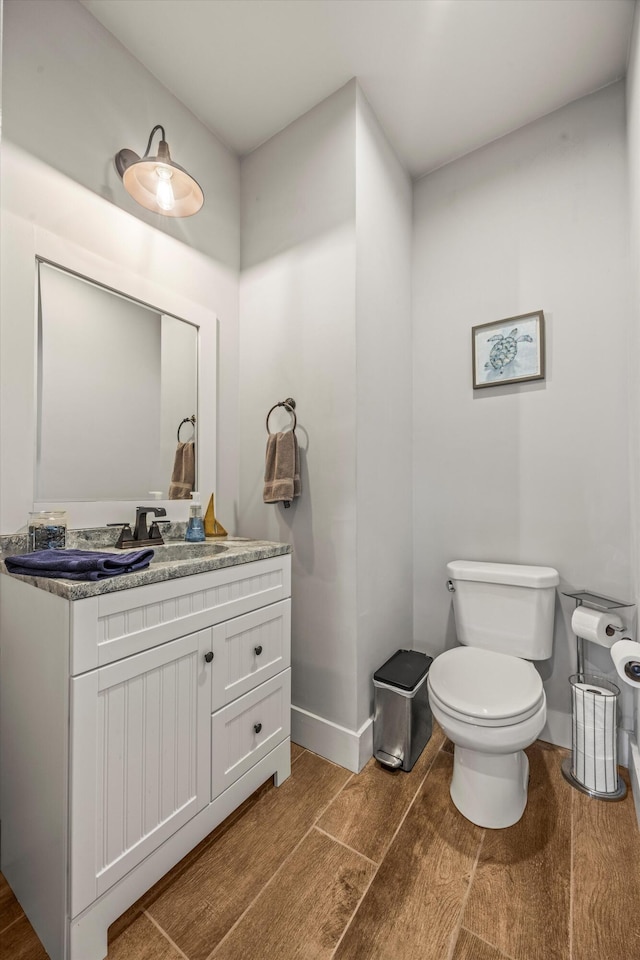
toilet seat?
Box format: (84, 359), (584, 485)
(428, 684), (544, 728)
(427, 646), (544, 727)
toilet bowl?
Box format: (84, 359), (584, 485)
(428, 645), (546, 829)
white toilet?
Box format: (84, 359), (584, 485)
(427, 560), (559, 829)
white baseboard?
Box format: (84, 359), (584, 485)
(629, 736), (640, 830)
(618, 726), (630, 769)
(541, 708), (572, 750)
(291, 705), (372, 773)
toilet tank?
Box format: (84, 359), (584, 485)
(447, 560), (559, 660)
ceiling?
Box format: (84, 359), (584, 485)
(80, 0), (636, 178)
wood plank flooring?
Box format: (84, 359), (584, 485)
(463, 743), (572, 960)
(3, 728), (639, 960)
(572, 766), (639, 960)
(146, 751), (351, 960)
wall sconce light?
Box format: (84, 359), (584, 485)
(114, 125), (204, 217)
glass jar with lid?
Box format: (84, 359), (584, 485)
(28, 510), (68, 552)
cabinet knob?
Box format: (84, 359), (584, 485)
(204, 651), (214, 663)
(254, 722), (262, 734)
(254, 645), (263, 656)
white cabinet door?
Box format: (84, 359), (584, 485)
(70, 629), (213, 917)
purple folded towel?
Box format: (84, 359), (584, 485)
(4, 548), (154, 581)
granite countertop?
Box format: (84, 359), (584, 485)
(0, 529), (291, 601)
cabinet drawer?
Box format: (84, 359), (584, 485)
(211, 669), (291, 799)
(211, 599), (290, 709)
(71, 554), (291, 674)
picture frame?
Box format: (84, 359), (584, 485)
(472, 310), (545, 389)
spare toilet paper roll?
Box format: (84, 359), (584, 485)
(570, 607), (623, 647)
(571, 681), (618, 792)
(611, 639), (640, 686)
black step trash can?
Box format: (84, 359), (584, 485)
(373, 650), (433, 771)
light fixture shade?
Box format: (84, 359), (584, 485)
(115, 126), (204, 218)
(122, 158), (204, 217)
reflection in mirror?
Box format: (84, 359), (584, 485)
(36, 261), (198, 501)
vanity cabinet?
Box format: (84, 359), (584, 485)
(0, 551), (292, 960)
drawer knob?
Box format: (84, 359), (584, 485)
(254, 645), (263, 656)
(204, 651), (214, 663)
(254, 722), (262, 734)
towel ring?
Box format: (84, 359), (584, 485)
(266, 398), (296, 434)
(177, 415), (196, 442)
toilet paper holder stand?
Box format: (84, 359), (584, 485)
(560, 589), (634, 802)
(562, 589), (632, 675)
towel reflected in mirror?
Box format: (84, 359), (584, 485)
(169, 441), (195, 499)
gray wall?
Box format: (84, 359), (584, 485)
(412, 82), (633, 747)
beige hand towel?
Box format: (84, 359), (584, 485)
(263, 431), (301, 505)
(168, 441), (195, 499)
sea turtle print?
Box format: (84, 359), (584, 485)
(485, 327), (533, 374)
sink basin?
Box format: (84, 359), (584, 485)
(149, 542), (227, 563)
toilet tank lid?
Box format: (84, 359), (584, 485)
(447, 560), (559, 589)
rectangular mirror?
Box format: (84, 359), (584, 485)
(36, 260), (198, 501)
(0, 147), (217, 533)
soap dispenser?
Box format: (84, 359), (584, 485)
(185, 491), (206, 542)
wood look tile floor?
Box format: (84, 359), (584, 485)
(2, 726), (638, 960)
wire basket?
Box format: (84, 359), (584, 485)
(569, 673), (619, 796)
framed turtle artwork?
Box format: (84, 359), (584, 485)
(472, 310), (545, 389)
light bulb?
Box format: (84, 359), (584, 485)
(155, 165), (175, 212)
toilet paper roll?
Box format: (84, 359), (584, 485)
(611, 639), (640, 686)
(571, 681), (618, 793)
(570, 607), (623, 648)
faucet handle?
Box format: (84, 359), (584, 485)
(148, 521), (166, 544)
(106, 522), (134, 549)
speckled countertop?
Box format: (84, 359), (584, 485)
(0, 526), (291, 601)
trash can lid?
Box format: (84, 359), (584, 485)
(373, 649), (433, 691)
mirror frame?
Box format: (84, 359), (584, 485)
(35, 256), (201, 507)
(1, 180), (217, 533)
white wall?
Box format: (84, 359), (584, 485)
(2, 0), (240, 526)
(412, 82), (633, 749)
(626, 2), (640, 818)
(2, 0), (237, 266)
(355, 88), (413, 729)
(239, 81), (412, 763)
(4, 0), (635, 779)
(0, 146), (217, 531)
(240, 82), (359, 734)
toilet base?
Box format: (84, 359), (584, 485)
(450, 745), (529, 829)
